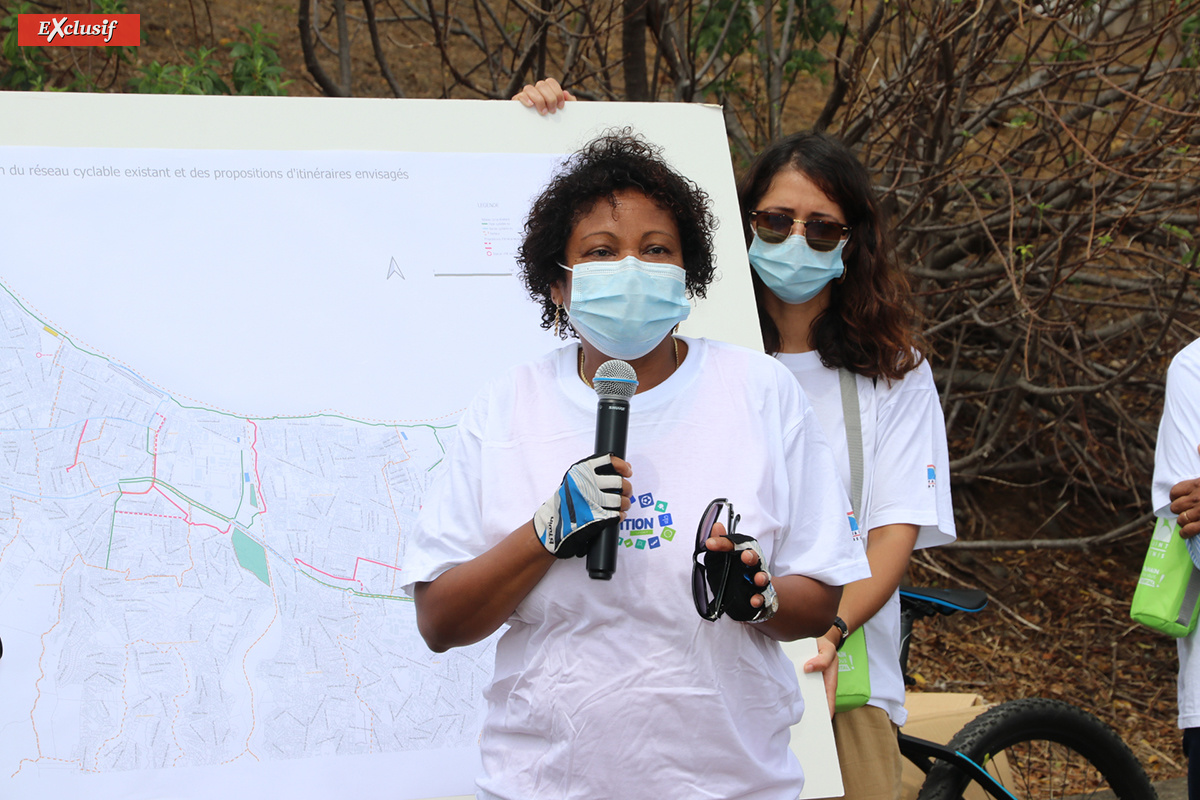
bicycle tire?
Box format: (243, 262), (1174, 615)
(915, 697), (1156, 800)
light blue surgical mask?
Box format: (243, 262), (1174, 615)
(748, 231), (847, 304)
(564, 256), (690, 361)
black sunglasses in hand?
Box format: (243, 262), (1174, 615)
(691, 498), (741, 621)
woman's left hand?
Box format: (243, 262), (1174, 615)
(803, 636), (839, 718)
(702, 523), (843, 641)
(705, 521), (772, 610)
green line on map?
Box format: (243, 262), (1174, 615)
(104, 494), (121, 568)
(232, 451), (246, 520)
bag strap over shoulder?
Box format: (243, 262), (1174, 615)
(839, 368), (864, 520)
(835, 368), (874, 712)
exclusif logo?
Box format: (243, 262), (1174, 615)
(17, 14), (140, 47)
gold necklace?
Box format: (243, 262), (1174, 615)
(579, 338), (680, 387)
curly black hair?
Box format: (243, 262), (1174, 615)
(518, 130), (717, 336)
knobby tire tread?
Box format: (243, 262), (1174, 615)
(914, 697), (1156, 800)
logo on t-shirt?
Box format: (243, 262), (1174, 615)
(619, 490), (675, 551)
(927, 464), (937, 488)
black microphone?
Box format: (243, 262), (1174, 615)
(587, 359), (638, 580)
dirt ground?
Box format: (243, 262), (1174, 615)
(907, 540), (1181, 783)
(118, 0), (1187, 785)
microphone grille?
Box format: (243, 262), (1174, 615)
(593, 359), (638, 400)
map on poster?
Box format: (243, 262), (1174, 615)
(0, 144), (569, 800)
(0, 96), (789, 800)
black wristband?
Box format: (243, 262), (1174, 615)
(832, 616), (849, 650)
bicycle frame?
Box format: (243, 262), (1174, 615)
(899, 732), (1020, 800)
(897, 587), (1020, 800)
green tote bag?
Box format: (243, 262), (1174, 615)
(1131, 516), (1200, 637)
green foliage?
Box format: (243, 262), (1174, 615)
(691, 0), (838, 81)
(0, 2), (51, 90)
(693, 0), (754, 56)
(0, 0), (128, 91)
(129, 47), (230, 95)
(128, 25), (289, 96)
(788, 0), (840, 49)
(1052, 36), (1088, 62)
(229, 24), (289, 95)
(0, 5), (288, 96)
(1183, 4), (1200, 68)
(1161, 223), (1194, 241)
(1006, 111), (1036, 129)
(785, 47), (826, 80)
(690, 0), (839, 140)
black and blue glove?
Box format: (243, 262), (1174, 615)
(533, 454), (623, 558)
(704, 533), (779, 622)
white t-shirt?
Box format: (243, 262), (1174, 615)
(402, 337), (871, 800)
(1151, 338), (1200, 730)
(775, 351), (956, 725)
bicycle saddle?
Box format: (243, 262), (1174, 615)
(900, 586), (988, 614)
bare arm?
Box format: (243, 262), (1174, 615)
(414, 456), (633, 652)
(413, 521), (556, 653)
(804, 523), (919, 674)
(752, 573), (842, 641)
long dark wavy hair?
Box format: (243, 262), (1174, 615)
(738, 130), (923, 382)
(519, 130), (717, 335)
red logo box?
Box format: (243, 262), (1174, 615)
(17, 14), (140, 47)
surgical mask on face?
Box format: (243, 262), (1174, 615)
(748, 231), (847, 305)
(563, 256), (691, 361)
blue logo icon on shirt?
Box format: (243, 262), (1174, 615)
(622, 489), (676, 554)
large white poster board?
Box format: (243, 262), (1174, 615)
(0, 93), (838, 800)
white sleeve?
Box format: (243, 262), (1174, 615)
(869, 360), (956, 550)
(1153, 344), (1200, 518)
(772, 399), (872, 586)
(399, 392), (489, 596)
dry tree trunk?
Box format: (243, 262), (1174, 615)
(296, 0), (1200, 541)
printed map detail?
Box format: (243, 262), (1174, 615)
(0, 283), (490, 782)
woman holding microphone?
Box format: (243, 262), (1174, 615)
(402, 131), (869, 799)
(515, 81), (957, 800)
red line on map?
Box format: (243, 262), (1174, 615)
(120, 414), (168, 496)
(152, 486), (234, 535)
(294, 556), (363, 587)
(65, 419), (88, 472)
(292, 555), (401, 589)
(116, 510), (186, 520)
(248, 419), (268, 515)
(352, 556), (402, 581)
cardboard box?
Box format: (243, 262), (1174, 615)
(900, 692), (1009, 800)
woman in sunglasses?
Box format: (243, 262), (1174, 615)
(402, 132), (870, 800)
(739, 131), (957, 800)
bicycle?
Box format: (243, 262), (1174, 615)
(897, 586), (1158, 800)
